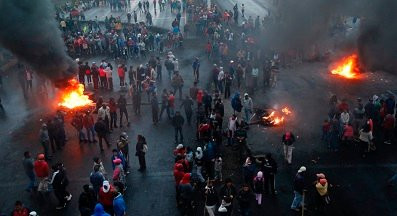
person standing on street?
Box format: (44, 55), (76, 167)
(136, 135), (148, 171)
(180, 96), (194, 125)
(242, 93), (253, 123)
(172, 111), (185, 144)
(51, 163), (72, 210)
(34, 154), (49, 194)
(83, 111), (96, 143)
(39, 123), (51, 161)
(237, 184), (254, 216)
(253, 171), (265, 205)
(192, 57), (200, 82)
(109, 98), (118, 131)
(171, 72), (184, 100)
(291, 166), (306, 212)
(94, 117), (110, 152)
(282, 131), (296, 165)
(90, 165), (105, 196)
(118, 94), (130, 128)
(23, 151), (35, 192)
(78, 184), (97, 216)
(204, 181), (218, 216)
(263, 153), (278, 195)
(150, 93), (160, 124)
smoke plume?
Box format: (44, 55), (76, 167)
(0, 0), (77, 87)
(266, 0), (397, 72)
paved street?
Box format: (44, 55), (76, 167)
(1, 1), (397, 216)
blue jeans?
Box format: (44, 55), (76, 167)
(291, 191), (303, 209)
(244, 108), (252, 122)
(78, 129), (87, 141)
(86, 126), (96, 142)
(26, 172), (35, 190)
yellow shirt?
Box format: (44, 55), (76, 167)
(316, 182), (328, 196)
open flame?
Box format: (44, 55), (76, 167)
(58, 79), (93, 109)
(262, 107), (291, 125)
(330, 54), (361, 79)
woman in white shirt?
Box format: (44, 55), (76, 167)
(359, 124), (374, 158)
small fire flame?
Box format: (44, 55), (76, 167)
(330, 54), (360, 79)
(282, 107), (292, 115)
(58, 79), (93, 109)
(262, 106), (292, 126)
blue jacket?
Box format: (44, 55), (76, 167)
(113, 193), (126, 216)
(92, 203), (111, 216)
(231, 93), (242, 112)
(90, 171), (104, 193)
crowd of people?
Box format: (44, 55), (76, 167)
(324, 94), (396, 157)
(7, 0), (397, 215)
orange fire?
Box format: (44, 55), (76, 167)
(330, 54), (360, 79)
(282, 107), (292, 115)
(58, 79), (93, 109)
(262, 107), (292, 125)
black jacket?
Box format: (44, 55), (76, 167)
(94, 120), (107, 136)
(172, 115), (185, 128)
(262, 157), (278, 176)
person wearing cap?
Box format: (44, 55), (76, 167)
(242, 93), (253, 122)
(315, 175), (330, 211)
(291, 166), (306, 211)
(39, 123), (51, 161)
(98, 180), (115, 215)
(282, 131), (296, 165)
(29, 211), (38, 216)
(34, 154), (49, 193)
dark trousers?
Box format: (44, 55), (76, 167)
(265, 174), (276, 194)
(110, 112), (117, 129)
(119, 109), (129, 126)
(175, 127), (183, 143)
(138, 153), (146, 169)
(49, 135), (57, 152)
(224, 85), (231, 99)
(185, 111), (192, 125)
(159, 105), (170, 119)
(173, 86), (182, 99)
(41, 141), (50, 160)
(54, 188), (69, 206)
(97, 134), (109, 151)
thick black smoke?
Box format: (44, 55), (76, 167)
(0, 0), (77, 87)
(266, 0), (397, 72)
(357, 1), (397, 73)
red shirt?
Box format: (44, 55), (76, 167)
(99, 68), (106, 77)
(118, 67), (125, 78)
(34, 160), (49, 178)
(83, 115), (94, 128)
(98, 185), (115, 206)
(168, 94), (175, 108)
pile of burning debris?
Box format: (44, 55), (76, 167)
(57, 79), (95, 113)
(250, 107), (292, 126)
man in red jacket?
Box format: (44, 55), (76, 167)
(34, 154), (49, 193)
(98, 180), (115, 215)
(173, 163), (185, 206)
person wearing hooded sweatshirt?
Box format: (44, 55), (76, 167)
(263, 153), (278, 195)
(242, 93), (253, 122)
(34, 154), (49, 193)
(112, 158), (126, 193)
(253, 171), (265, 205)
(98, 180), (115, 215)
(231, 92), (242, 114)
(195, 147), (204, 179)
(92, 203), (111, 216)
(113, 191), (126, 216)
(178, 173), (193, 215)
(291, 166), (306, 212)
(173, 163), (185, 204)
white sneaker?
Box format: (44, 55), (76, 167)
(384, 141), (392, 145)
(66, 194), (72, 201)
